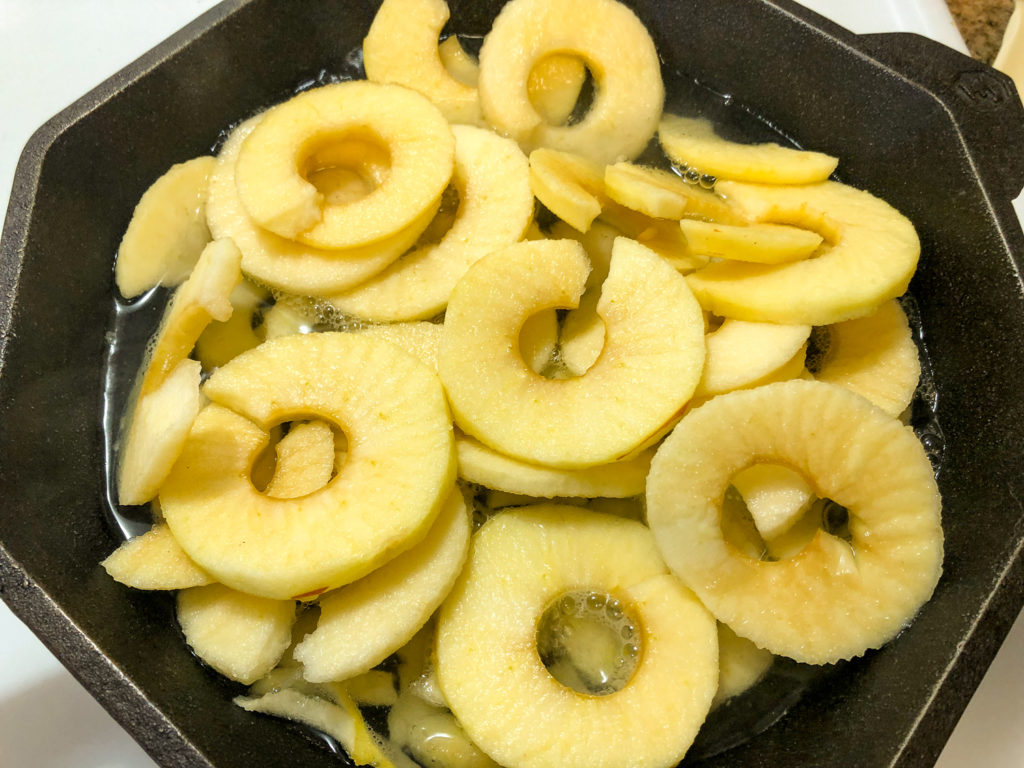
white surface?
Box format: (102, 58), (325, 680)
(0, 1), (1021, 767)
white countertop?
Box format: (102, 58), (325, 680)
(1, 1), (1022, 766)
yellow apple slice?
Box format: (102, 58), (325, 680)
(455, 431), (652, 498)
(261, 297), (316, 340)
(604, 162), (744, 224)
(363, 0), (481, 125)
(207, 117), (431, 297)
(160, 332), (455, 600)
(812, 299), (921, 417)
(695, 319), (810, 398)
(659, 114), (838, 184)
(439, 237), (705, 468)
(438, 35), (479, 86)
(686, 180), (920, 325)
(293, 489), (470, 683)
(194, 279), (270, 371)
(263, 420), (336, 500)
(646, 380), (943, 664)
(177, 583), (296, 684)
(597, 202), (710, 272)
(234, 81), (454, 250)
(520, 309), (561, 376)
(528, 53), (587, 126)
(115, 156), (215, 298)
(529, 147), (605, 232)
(102, 523), (213, 590)
(388, 687), (499, 768)
(478, 0), (663, 164)
(117, 358), (204, 506)
(436, 505), (718, 768)
(328, 125), (533, 322)
(138, 237), (242, 397)
(680, 219), (824, 264)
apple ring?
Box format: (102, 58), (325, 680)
(436, 505), (718, 768)
(646, 379), (943, 664)
(160, 332), (456, 600)
(477, 0), (663, 164)
(207, 116), (433, 296)
(234, 81), (454, 250)
(438, 237), (705, 468)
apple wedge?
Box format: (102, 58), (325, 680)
(160, 332), (455, 600)
(696, 319), (810, 398)
(680, 219), (824, 264)
(102, 523), (213, 590)
(529, 147), (605, 232)
(439, 237), (705, 468)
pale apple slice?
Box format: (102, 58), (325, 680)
(529, 147), (605, 232)
(680, 219), (824, 264)
(261, 297), (316, 340)
(102, 523), (213, 590)
(206, 116), (432, 297)
(388, 687), (499, 768)
(194, 279), (270, 371)
(263, 420), (336, 500)
(604, 162), (743, 224)
(520, 309), (560, 375)
(234, 81), (454, 249)
(115, 156), (215, 298)
(478, 0), (663, 164)
(436, 506), (718, 768)
(646, 380), (943, 664)
(438, 35), (479, 86)
(695, 319), (810, 398)
(528, 54), (587, 126)
(177, 583), (296, 684)
(812, 299), (921, 417)
(363, 0), (481, 125)
(686, 180), (920, 325)
(439, 237), (705, 468)
(117, 358), (204, 506)
(328, 125), (533, 322)
(294, 489), (470, 682)
(345, 670), (399, 707)
(659, 114), (838, 184)
(161, 332), (455, 600)
(138, 237), (242, 397)
(597, 202), (710, 273)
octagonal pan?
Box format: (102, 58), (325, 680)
(1, 1), (1023, 767)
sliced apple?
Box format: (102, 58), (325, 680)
(353, 321), (444, 372)
(477, 0), (663, 164)
(812, 299), (921, 417)
(604, 162), (743, 224)
(529, 147), (605, 232)
(115, 156), (215, 298)
(234, 81), (454, 249)
(680, 219), (824, 264)
(102, 523), (213, 590)
(455, 431), (652, 498)
(117, 358), (204, 506)
(438, 35), (479, 86)
(207, 116), (431, 297)
(696, 319), (810, 398)
(160, 332), (455, 600)
(528, 54), (587, 126)
(659, 114), (838, 184)
(436, 505), (718, 768)
(194, 279), (270, 371)
(439, 237), (705, 468)
(263, 420), (336, 500)
(328, 125), (533, 322)
(731, 463), (815, 542)
(597, 202), (710, 273)
(686, 180), (921, 326)
(294, 489), (470, 682)
(363, 0), (481, 125)
(713, 623), (773, 708)
(177, 583), (296, 684)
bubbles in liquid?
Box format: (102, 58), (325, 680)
(536, 590), (642, 696)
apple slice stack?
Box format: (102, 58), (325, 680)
(102, 0), (944, 766)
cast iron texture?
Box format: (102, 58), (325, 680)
(1, 1), (1022, 767)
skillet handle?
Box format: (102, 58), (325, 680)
(859, 32), (1024, 203)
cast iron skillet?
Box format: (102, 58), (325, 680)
(1, 1), (1023, 766)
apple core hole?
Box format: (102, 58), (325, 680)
(536, 590), (641, 696)
(803, 325), (833, 374)
(302, 130), (392, 205)
(415, 184), (461, 247)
